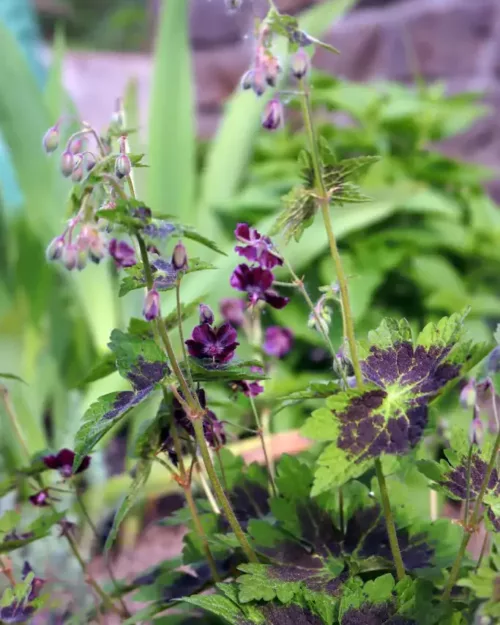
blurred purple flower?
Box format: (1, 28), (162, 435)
(220, 298), (246, 327)
(263, 326), (294, 358)
(29, 490), (51, 507)
(143, 289), (160, 321)
(186, 322), (239, 364)
(262, 98), (284, 130)
(173, 388), (226, 449)
(199, 304), (214, 325)
(234, 223), (283, 269)
(43, 448), (91, 478)
(230, 264), (288, 309)
(109, 239), (137, 268)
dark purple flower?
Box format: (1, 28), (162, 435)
(199, 304), (214, 325)
(233, 380), (264, 398)
(220, 298), (246, 326)
(185, 322), (239, 363)
(29, 490), (50, 507)
(234, 223), (283, 269)
(143, 288), (160, 321)
(263, 326), (294, 358)
(43, 448), (91, 478)
(109, 239), (137, 268)
(173, 388), (226, 449)
(230, 264), (289, 309)
(262, 98), (284, 131)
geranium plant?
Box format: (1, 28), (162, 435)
(0, 1), (499, 623)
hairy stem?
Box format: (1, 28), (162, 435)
(375, 459), (406, 581)
(299, 80), (363, 388)
(176, 279), (194, 388)
(249, 396), (276, 496)
(193, 419), (259, 563)
(463, 444), (474, 525)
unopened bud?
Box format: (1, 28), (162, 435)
(85, 152), (97, 171)
(240, 69), (254, 91)
(76, 249), (87, 271)
(71, 162), (84, 183)
(291, 48), (310, 80)
(469, 414), (484, 447)
(69, 137), (86, 155)
(262, 98), (284, 131)
(264, 56), (281, 87)
(172, 241), (188, 271)
(46, 236), (65, 261)
(89, 234), (106, 264)
(143, 289), (160, 321)
(252, 67), (267, 97)
(43, 125), (60, 153)
(62, 244), (78, 271)
(460, 378), (477, 409)
(115, 154), (131, 179)
(199, 304), (214, 325)
(60, 151), (75, 177)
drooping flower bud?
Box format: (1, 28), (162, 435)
(76, 249), (88, 271)
(460, 378), (477, 410)
(85, 152), (97, 171)
(46, 236), (65, 261)
(62, 244), (78, 271)
(469, 413), (484, 447)
(60, 150), (75, 177)
(262, 98), (283, 131)
(69, 136), (86, 155)
(240, 69), (254, 91)
(220, 298), (246, 327)
(291, 48), (310, 80)
(172, 241), (188, 271)
(264, 55), (281, 87)
(42, 125), (60, 153)
(88, 231), (106, 263)
(199, 304), (214, 325)
(115, 154), (132, 179)
(71, 162), (84, 183)
(252, 67), (267, 96)
(143, 289), (160, 321)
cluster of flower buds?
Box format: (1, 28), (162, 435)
(230, 223), (289, 309)
(46, 222), (107, 271)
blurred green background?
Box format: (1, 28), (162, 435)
(0, 0), (498, 515)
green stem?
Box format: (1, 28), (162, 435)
(184, 485), (221, 582)
(375, 459), (405, 581)
(176, 279), (194, 389)
(463, 444), (474, 525)
(249, 396), (277, 496)
(193, 419), (259, 563)
(0, 386), (30, 460)
(299, 81), (363, 388)
(442, 426), (500, 599)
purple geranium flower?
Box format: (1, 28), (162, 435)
(234, 223), (283, 269)
(43, 448), (91, 478)
(185, 322), (239, 364)
(109, 239), (137, 268)
(220, 298), (246, 327)
(263, 326), (294, 358)
(29, 490), (51, 507)
(230, 264), (289, 309)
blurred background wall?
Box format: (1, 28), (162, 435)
(30, 0), (500, 197)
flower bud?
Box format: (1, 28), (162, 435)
(69, 137), (86, 155)
(291, 48), (310, 80)
(89, 233), (106, 264)
(115, 154), (132, 179)
(62, 244), (78, 271)
(85, 152), (97, 171)
(43, 125), (60, 153)
(60, 151), (75, 177)
(199, 304), (214, 325)
(469, 414), (484, 447)
(71, 162), (83, 183)
(460, 378), (477, 410)
(76, 249), (87, 271)
(262, 98), (283, 131)
(264, 56), (281, 87)
(143, 289), (160, 321)
(172, 241), (188, 271)
(252, 67), (267, 97)
(46, 236), (65, 261)
(240, 69), (254, 91)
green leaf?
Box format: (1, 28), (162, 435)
(237, 563), (300, 604)
(78, 352), (116, 387)
(173, 224), (227, 256)
(147, 0), (195, 222)
(189, 359), (266, 383)
(108, 329), (166, 380)
(183, 591), (248, 625)
(105, 459), (152, 551)
(0, 373), (26, 384)
(119, 264), (147, 296)
(303, 313), (484, 493)
(0, 510), (66, 553)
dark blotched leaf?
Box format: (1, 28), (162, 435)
(189, 359), (267, 383)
